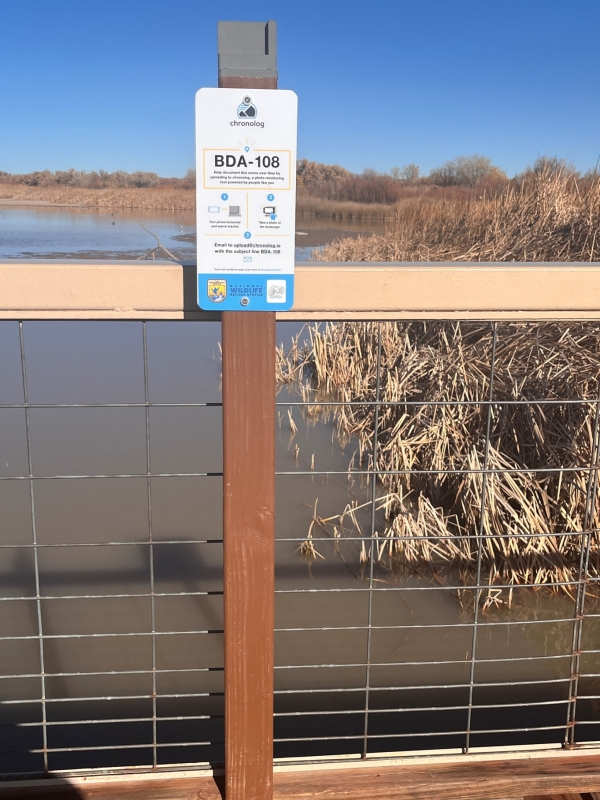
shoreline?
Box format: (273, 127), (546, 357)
(0, 197), (82, 208)
(0, 185), (402, 218)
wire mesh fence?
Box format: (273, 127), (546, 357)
(0, 320), (224, 776)
(272, 319), (600, 761)
(1, 318), (600, 778)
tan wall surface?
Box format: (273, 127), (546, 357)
(2, 260), (600, 319)
(0, 261), (185, 319)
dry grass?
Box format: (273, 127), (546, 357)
(285, 171), (600, 604)
(0, 184), (196, 211)
(296, 191), (473, 221)
(316, 170), (600, 262)
(277, 317), (600, 605)
(296, 197), (402, 221)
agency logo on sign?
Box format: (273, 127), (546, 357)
(237, 95), (257, 119)
(266, 280), (286, 303)
(207, 279), (227, 303)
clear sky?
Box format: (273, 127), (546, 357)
(1, 0), (599, 178)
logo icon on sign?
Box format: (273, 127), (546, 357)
(266, 280), (286, 304)
(237, 95), (258, 119)
(207, 279), (227, 303)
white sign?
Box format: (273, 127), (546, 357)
(195, 88), (298, 310)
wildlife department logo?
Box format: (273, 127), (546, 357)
(266, 280), (286, 303)
(237, 95), (258, 119)
(207, 279), (227, 303)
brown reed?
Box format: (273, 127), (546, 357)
(296, 197), (405, 221)
(277, 320), (600, 604)
(315, 169), (600, 263)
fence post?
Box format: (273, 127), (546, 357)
(218, 20), (277, 800)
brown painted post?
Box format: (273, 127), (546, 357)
(218, 20), (277, 800)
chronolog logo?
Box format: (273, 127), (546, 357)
(237, 95), (257, 119)
(231, 96), (264, 127)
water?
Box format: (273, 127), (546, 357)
(0, 207), (198, 262)
(294, 216), (388, 261)
(0, 206), (388, 262)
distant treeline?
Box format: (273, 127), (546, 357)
(1, 155), (592, 207)
(0, 168), (196, 190)
(296, 155), (595, 205)
(296, 155), (507, 203)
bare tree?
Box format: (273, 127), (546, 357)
(296, 160), (351, 185)
(429, 161), (459, 187)
(430, 155), (498, 187)
(528, 156), (579, 178)
(399, 164), (420, 183)
(453, 155), (494, 187)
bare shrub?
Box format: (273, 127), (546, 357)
(430, 154), (505, 187)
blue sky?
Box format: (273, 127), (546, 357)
(1, 0), (599, 178)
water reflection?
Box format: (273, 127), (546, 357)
(0, 207), (197, 262)
(0, 206), (388, 263)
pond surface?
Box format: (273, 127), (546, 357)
(0, 206), (387, 262)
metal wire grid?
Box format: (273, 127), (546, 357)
(271, 320), (600, 762)
(0, 319), (599, 777)
(0, 320), (225, 776)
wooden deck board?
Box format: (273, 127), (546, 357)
(2, 756), (600, 800)
(269, 757), (600, 800)
(525, 794), (591, 800)
(524, 795), (600, 800)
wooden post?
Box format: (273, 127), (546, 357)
(218, 21), (277, 800)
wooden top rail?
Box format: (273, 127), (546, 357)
(2, 259), (600, 320)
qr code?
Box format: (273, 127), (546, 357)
(266, 280), (286, 303)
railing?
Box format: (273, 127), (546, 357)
(2, 259), (600, 798)
(0, 316), (224, 776)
